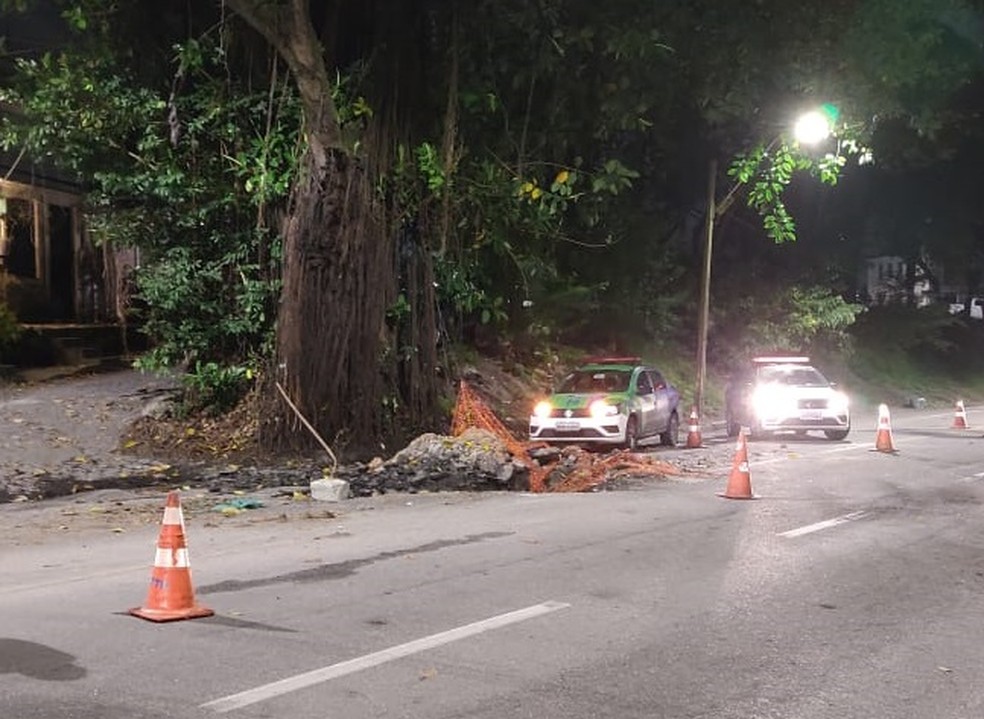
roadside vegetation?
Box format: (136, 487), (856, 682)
(551, 302), (984, 424)
(1, 1), (982, 459)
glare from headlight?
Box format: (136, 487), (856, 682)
(589, 399), (619, 419)
(829, 391), (850, 413)
(752, 385), (796, 418)
(533, 400), (553, 418)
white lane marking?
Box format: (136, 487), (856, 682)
(779, 511), (868, 538)
(957, 471), (984, 484)
(754, 442), (859, 466)
(0, 398), (41, 408)
(201, 601), (570, 713)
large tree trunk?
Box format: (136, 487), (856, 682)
(226, 1), (388, 455)
(263, 146), (394, 454)
(226, 0), (443, 457)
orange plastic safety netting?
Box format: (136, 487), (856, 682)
(450, 380), (679, 493)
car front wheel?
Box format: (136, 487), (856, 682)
(624, 416), (640, 451)
(660, 411), (679, 447)
(824, 428), (850, 441)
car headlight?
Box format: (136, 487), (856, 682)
(533, 400), (553, 419)
(829, 391), (850, 413)
(752, 385), (796, 418)
(589, 399), (619, 419)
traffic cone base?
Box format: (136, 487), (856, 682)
(718, 430), (758, 500)
(130, 604), (214, 623)
(130, 491), (213, 623)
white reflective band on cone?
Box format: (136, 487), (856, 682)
(154, 547), (191, 568)
(162, 507), (185, 526)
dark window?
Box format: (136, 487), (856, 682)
(49, 204), (75, 320)
(559, 369), (632, 393)
(5, 198), (35, 278)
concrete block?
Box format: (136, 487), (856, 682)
(310, 477), (351, 502)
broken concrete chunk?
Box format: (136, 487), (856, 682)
(310, 477), (351, 502)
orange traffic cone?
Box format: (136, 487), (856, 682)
(952, 400), (969, 430)
(685, 406), (703, 449)
(718, 428), (757, 499)
(130, 491), (214, 623)
(873, 403), (897, 454)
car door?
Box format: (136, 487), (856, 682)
(633, 370), (657, 434)
(649, 370), (671, 431)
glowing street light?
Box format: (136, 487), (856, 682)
(693, 108), (836, 421)
(792, 110), (832, 145)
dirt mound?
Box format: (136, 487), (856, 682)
(121, 387), (263, 464)
(119, 356), (546, 468)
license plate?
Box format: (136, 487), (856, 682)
(801, 410), (823, 420)
(556, 421), (580, 430)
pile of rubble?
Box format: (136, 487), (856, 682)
(0, 429), (531, 503)
(1, 430), (691, 505)
(335, 428), (531, 496)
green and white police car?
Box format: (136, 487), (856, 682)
(528, 357), (681, 450)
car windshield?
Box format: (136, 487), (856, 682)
(558, 369), (631, 393)
(757, 365), (829, 387)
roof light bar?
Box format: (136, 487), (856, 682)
(582, 356), (642, 365)
(752, 356), (810, 364)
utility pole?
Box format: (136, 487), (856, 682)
(694, 159), (716, 420)
(691, 115), (832, 421)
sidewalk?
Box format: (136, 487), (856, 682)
(0, 365), (180, 503)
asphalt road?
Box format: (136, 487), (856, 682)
(3, 404), (984, 719)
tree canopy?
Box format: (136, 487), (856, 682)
(1, 0), (982, 453)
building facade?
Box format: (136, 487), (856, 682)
(0, 171), (131, 325)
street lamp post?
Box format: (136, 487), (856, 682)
(693, 159), (716, 422)
(693, 110), (833, 421)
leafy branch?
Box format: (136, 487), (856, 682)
(725, 133), (858, 243)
